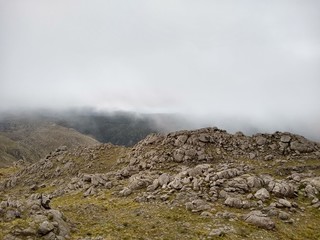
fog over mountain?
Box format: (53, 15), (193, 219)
(1, 1), (319, 140)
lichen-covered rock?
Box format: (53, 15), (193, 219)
(268, 181), (296, 198)
(244, 211), (275, 230)
(224, 197), (243, 209)
(254, 188), (270, 201)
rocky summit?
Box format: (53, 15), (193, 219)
(1, 127), (320, 239)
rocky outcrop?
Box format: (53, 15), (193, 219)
(1, 194), (70, 239)
(1, 127), (319, 238)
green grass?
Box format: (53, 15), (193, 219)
(0, 166), (19, 180)
(49, 189), (320, 240)
(51, 191), (218, 240)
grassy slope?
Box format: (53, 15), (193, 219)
(0, 122), (99, 167)
(0, 134), (33, 167)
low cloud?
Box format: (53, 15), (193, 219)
(0, 0), (319, 140)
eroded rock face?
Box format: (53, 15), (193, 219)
(268, 181), (296, 198)
(244, 211), (275, 230)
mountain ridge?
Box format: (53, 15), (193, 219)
(0, 127), (320, 239)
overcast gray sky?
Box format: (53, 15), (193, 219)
(1, 1), (320, 138)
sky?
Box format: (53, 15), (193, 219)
(0, 1), (320, 139)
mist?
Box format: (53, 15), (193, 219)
(1, 1), (319, 140)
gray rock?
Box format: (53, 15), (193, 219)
(168, 178), (183, 190)
(278, 199), (292, 208)
(173, 149), (184, 162)
(254, 188), (270, 201)
(43, 232), (56, 240)
(41, 195), (51, 209)
(174, 135), (188, 146)
(119, 187), (132, 196)
(268, 181), (295, 198)
(304, 184), (318, 198)
(290, 141), (314, 153)
(307, 177), (320, 190)
(256, 136), (267, 146)
(147, 179), (159, 192)
(198, 134), (210, 143)
(244, 210), (275, 230)
(247, 176), (264, 189)
(83, 186), (96, 197)
(215, 211), (237, 220)
(278, 211), (290, 220)
(280, 135), (291, 143)
(200, 211), (213, 218)
(5, 210), (21, 221)
(216, 168), (243, 179)
(47, 209), (70, 237)
(185, 199), (211, 212)
(219, 190), (228, 199)
(158, 173), (170, 187)
(264, 154), (274, 161)
(224, 197), (243, 209)
(188, 166), (204, 177)
(128, 177), (149, 190)
(38, 221), (55, 235)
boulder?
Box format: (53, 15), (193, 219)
(198, 134), (210, 143)
(224, 197), (243, 209)
(185, 199), (211, 212)
(278, 211), (290, 220)
(280, 135), (291, 143)
(119, 187), (132, 197)
(268, 181), (296, 198)
(278, 199), (292, 208)
(256, 136), (267, 146)
(168, 178), (183, 190)
(254, 188), (270, 201)
(244, 211), (275, 230)
(174, 135), (188, 146)
(46, 210), (70, 237)
(158, 173), (171, 187)
(38, 221), (54, 235)
(290, 141), (314, 153)
(247, 176), (264, 189)
(173, 149), (184, 162)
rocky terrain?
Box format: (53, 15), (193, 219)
(1, 127), (320, 239)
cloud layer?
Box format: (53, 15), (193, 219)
(1, 0), (319, 138)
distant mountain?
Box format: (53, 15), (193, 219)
(0, 117), (99, 167)
(55, 111), (159, 146)
(0, 110), (193, 147)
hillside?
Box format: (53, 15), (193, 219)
(0, 118), (99, 167)
(0, 127), (320, 239)
(55, 112), (159, 146)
